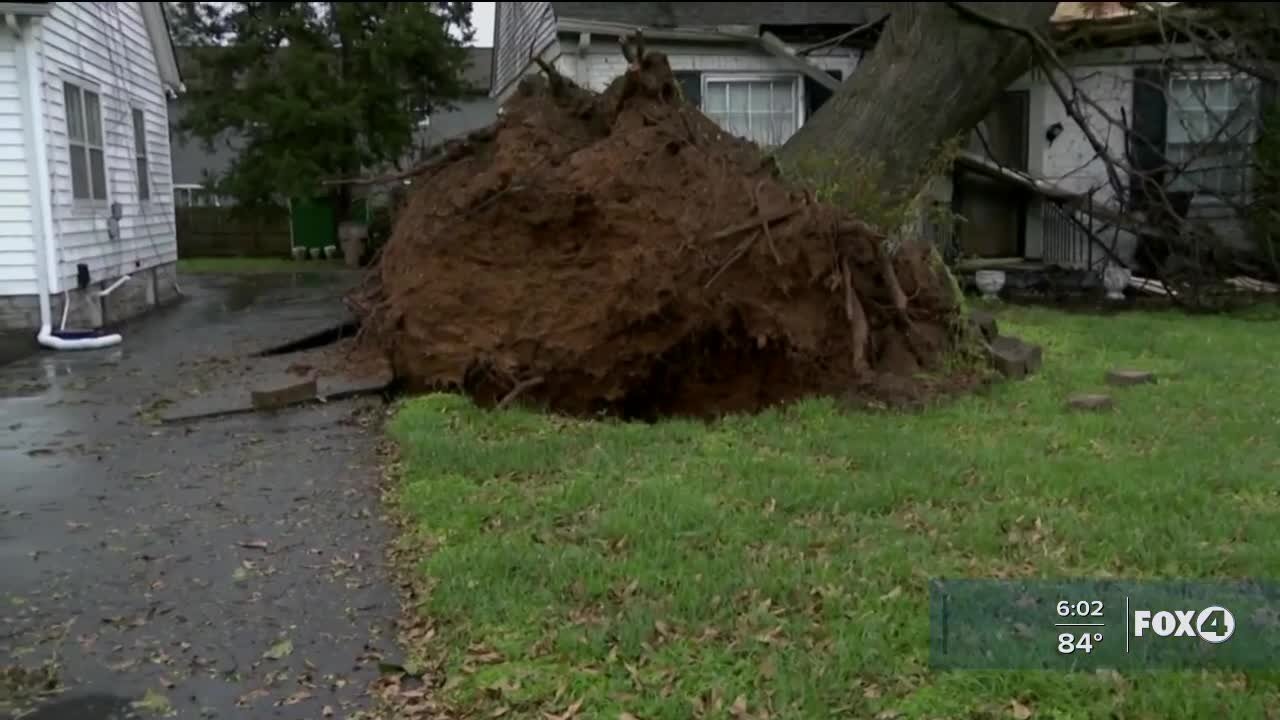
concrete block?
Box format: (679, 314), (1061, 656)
(153, 262), (181, 305)
(251, 378), (318, 410)
(987, 335), (1043, 380)
(1067, 394), (1113, 411)
(102, 272), (152, 325)
(1106, 369), (1156, 387)
(0, 295), (41, 331)
(54, 288), (104, 330)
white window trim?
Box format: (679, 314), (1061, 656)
(1164, 69), (1258, 207)
(61, 75), (110, 211)
(130, 105), (153, 206)
(699, 73), (805, 147)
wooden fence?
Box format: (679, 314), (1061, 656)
(176, 206), (292, 258)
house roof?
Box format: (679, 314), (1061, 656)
(550, 2), (888, 29)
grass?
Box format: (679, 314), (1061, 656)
(389, 304), (1280, 719)
(177, 257), (355, 274)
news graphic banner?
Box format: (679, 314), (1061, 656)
(929, 579), (1280, 670)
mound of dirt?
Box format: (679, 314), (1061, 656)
(354, 50), (964, 419)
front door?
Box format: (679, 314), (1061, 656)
(956, 91), (1030, 258)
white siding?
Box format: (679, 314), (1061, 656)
(570, 39), (859, 97)
(493, 2), (557, 101)
(0, 33), (37, 297)
(1039, 64), (1134, 207)
(36, 1), (176, 291)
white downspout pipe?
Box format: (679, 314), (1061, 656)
(11, 14), (121, 350)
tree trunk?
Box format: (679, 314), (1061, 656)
(777, 2), (1058, 214)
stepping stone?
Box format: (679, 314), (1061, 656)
(968, 309), (999, 342)
(251, 378), (318, 410)
(1066, 393), (1113, 411)
(1106, 369), (1156, 386)
(986, 335), (1043, 380)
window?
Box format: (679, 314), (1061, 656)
(702, 76), (800, 148)
(1165, 73), (1255, 198)
(63, 82), (107, 201)
(132, 108), (150, 201)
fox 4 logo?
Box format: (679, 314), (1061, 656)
(1133, 606), (1235, 644)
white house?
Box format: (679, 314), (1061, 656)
(0, 1), (182, 340)
(493, 2), (1263, 281)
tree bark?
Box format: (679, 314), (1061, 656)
(777, 2), (1058, 212)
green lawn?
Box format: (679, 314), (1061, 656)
(177, 257), (356, 273)
(389, 305), (1280, 719)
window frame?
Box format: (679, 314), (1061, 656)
(1163, 69), (1257, 206)
(699, 73), (804, 149)
(131, 106), (151, 203)
(62, 78), (109, 206)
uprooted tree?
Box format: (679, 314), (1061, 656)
(778, 2), (1060, 221)
(351, 3), (1071, 418)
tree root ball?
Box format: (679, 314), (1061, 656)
(353, 52), (964, 419)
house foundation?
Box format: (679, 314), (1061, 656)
(0, 261), (182, 337)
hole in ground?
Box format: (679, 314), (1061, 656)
(619, 320), (796, 421)
(255, 320), (360, 357)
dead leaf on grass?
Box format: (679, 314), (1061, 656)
(1010, 700), (1034, 719)
(544, 698), (584, 720)
(619, 714), (640, 720)
(729, 694), (748, 718)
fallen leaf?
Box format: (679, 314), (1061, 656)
(131, 688), (174, 716)
(619, 714), (640, 720)
(544, 698), (584, 720)
(1011, 700), (1034, 719)
(240, 540), (269, 551)
(491, 707), (510, 718)
(876, 711), (902, 720)
(232, 567), (249, 583)
(879, 586), (903, 601)
(65, 521), (90, 531)
(322, 706), (335, 717)
(283, 690), (312, 706)
(863, 684), (882, 699)
(730, 695), (748, 718)
(263, 639), (293, 660)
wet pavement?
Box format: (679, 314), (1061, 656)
(1, 273), (398, 719)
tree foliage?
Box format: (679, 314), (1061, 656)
(167, 2), (473, 208)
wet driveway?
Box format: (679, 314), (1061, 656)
(1, 273), (398, 719)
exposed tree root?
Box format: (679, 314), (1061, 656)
(498, 375), (546, 409)
(705, 231), (761, 289)
(841, 256), (870, 374)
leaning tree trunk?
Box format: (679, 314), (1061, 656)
(777, 2), (1059, 215)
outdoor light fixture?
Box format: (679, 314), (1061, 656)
(1046, 122), (1064, 144)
